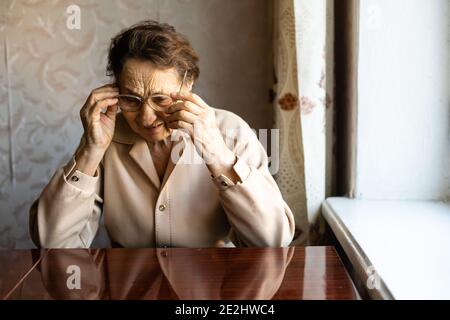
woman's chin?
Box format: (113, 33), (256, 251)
(140, 125), (171, 142)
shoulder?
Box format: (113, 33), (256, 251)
(211, 107), (258, 149)
(212, 107), (252, 132)
(212, 108), (268, 167)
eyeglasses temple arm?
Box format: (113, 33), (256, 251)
(178, 70), (188, 94)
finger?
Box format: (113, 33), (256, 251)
(92, 83), (119, 93)
(89, 98), (119, 118)
(104, 104), (118, 120)
(170, 92), (209, 109)
(93, 88), (119, 96)
(167, 120), (193, 131)
(164, 109), (198, 124)
(165, 101), (203, 115)
(89, 91), (119, 106)
(90, 86), (119, 97)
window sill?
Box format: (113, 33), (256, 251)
(322, 197), (450, 300)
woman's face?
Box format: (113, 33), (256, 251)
(118, 58), (190, 143)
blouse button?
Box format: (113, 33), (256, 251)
(159, 204), (166, 212)
(71, 175), (79, 182)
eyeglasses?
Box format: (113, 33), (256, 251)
(117, 70), (188, 113)
(117, 93), (173, 112)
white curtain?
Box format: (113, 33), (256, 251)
(273, 0), (335, 245)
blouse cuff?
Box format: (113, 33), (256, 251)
(63, 157), (99, 193)
(211, 156), (251, 191)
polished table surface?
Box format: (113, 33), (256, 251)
(0, 246), (359, 300)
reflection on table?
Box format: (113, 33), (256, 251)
(1, 247), (359, 300)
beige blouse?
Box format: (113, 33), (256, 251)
(29, 108), (295, 248)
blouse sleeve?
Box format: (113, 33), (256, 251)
(213, 112), (296, 247)
(29, 136), (104, 248)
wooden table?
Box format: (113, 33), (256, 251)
(0, 246), (359, 300)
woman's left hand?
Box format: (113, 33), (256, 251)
(163, 92), (236, 170)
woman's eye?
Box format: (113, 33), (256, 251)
(152, 95), (172, 106)
(119, 96), (140, 104)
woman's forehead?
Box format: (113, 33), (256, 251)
(119, 59), (179, 94)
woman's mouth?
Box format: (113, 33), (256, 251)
(144, 123), (164, 134)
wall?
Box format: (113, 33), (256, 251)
(0, 0), (273, 248)
(356, 0), (450, 201)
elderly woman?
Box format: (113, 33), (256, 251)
(29, 20), (295, 248)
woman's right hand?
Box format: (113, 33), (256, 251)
(80, 84), (119, 154)
(75, 84), (119, 176)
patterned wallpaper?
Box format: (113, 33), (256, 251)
(0, 0), (273, 248)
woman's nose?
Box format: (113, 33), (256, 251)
(137, 103), (158, 126)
